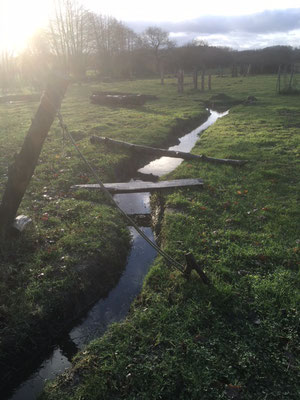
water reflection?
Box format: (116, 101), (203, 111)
(139, 110), (228, 177)
(10, 228), (156, 400)
(8, 109), (229, 399)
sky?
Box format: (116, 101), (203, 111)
(1, 0), (300, 52)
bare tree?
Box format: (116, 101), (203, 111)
(141, 26), (174, 77)
(0, 51), (18, 93)
(48, 0), (91, 78)
(88, 12), (139, 78)
(20, 30), (51, 90)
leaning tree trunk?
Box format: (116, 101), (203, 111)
(0, 73), (69, 239)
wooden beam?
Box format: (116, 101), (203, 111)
(71, 178), (204, 194)
(0, 73), (69, 238)
(90, 136), (247, 166)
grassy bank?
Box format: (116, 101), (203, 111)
(41, 75), (299, 399)
(0, 78), (209, 392)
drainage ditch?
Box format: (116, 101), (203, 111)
(8, 109), (228, 400)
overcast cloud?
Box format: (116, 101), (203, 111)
(127, 8), (300, 49)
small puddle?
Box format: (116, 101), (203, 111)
(8, 109), (228, 400)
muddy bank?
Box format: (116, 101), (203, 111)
(1, 218), (130, 398)
(39, 108), (230, 399)
(3, 108), (210, 399)
(205, 93), (241, 111)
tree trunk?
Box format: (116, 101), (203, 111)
(0, 73), (69, 239)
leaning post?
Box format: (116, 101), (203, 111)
(0, 73), (69, 239)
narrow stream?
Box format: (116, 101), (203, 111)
(8, 109), (228, 400)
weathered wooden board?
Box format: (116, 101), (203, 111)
(72, 178), (204, 194)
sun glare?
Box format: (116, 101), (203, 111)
(0, 0), (50, 53)
(0, 0), (299, 53)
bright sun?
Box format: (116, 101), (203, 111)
(0, 0), (50, 53)
(1, 0), (300, 53)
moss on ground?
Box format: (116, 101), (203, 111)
(41, 75), (299, 399)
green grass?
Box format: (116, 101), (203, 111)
(0, 77), (210, 389)
(40, 75), (300, 399)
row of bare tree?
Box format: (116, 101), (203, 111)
(1, 0), (300, 93)
(0, 0), (174, 92)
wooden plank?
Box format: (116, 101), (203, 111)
(72, 178), (204, 194)
(90, 136), (248, 166)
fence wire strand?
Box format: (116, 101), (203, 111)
(56, 111), (185, 273)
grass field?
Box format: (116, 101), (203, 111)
(0, 77), (210, 390)
(39, 75), (300, 399)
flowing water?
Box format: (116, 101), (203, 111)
(8, 109), (228, 400)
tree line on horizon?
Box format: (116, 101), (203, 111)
(1, 0), (300, 93)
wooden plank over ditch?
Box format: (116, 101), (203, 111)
(72, 178), (204, 194)
(90, 136), (247, 166)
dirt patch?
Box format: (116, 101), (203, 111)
(90, 91), (158, 107)
(206, 93), (241, 110)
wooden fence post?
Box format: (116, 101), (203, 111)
(193, 68), (198, 89)
(288, 64), (294, 91)
(231, 64), (238, 77)
(184, 253), (211, 284)
(177, 69), (184, 93)
(160, 62), (164, 85)
(208, 73), (211, 91)
(201, 69), (205, 91)
(276, 64), (282, 93)
(247, 64), (251, 76)
(0, 73), (69, 238)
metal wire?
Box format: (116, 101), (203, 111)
(56, 111), (185, 273)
